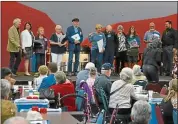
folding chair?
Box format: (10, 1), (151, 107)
(134, 80), (148, 89)
(96, 109), (106, 124)
(173, 109), (178, 124)
(145, 83), (162, 93)
(155, 104), (164, 124)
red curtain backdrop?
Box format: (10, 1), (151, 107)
(1, 2), (177, 72)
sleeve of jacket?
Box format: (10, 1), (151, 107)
(21, 31), (26, 49)
(136, 36), (141, 46)
(156, 49), (162, 66)
(104, 81), (112, 97)
(66, 27), (75, 44)
(114, 34), (118, 56)
(79, 27), (83, 43)
(173, 30), (178, 49)
(8, 28), (20, 48)
(103, 33), (107, 48)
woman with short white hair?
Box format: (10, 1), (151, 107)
(109, 67), (147, 115)
(132, 64), (147, 84)
(129, 100), (151, 124)
(49, 25), (68, 71)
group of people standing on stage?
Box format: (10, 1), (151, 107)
(7, 18), (177, 81)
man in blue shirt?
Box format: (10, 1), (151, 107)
(144, 22), (160, 47)
(66, 18), (83, 76)
(38, 62), (57, 91)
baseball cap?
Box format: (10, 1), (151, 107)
(101, 63), (112, 70)
(1, 67), (12, 79)
(72, 18), (79, 22)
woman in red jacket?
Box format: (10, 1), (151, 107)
(50, 71), (76, 111)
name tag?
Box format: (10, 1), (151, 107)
(107, 34), (111, 38)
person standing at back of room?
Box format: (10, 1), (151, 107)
(66, 18), (83, 76)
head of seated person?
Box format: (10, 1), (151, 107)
(3, 116), (29, 124)
(120, 67), (133, 84)
(1, 79), (17, 123)
(101, 63), (112, 77)
(26, 111), (43, 121)
(38, 65), (48, 76)
(132, 65), (147, 84)
(55, 71), (67, 85)
(130, 100), (151, 124)
(1, 67), (16, 86)
(48, 62), (58, 74)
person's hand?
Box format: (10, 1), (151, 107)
(89, 32), (94, 36)
(58, 42), (62, 47)
(100, 48), (105, 53)
(74, 40), (80, 44)
(10, 78), (16, 85)
(173, 48), (177, 54)
(18, 45), (22, 49)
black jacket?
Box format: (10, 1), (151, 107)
(162, 28), (178, 48)
(104, 31), (117, 54)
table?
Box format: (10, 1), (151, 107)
(17, 112), (82, 124)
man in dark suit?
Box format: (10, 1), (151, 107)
(66, 18), (83, 76)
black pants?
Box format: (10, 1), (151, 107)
(9, 51), (21, 74)
(116, 51), (127, 73)
(36, 53), (45, 71)
(103, 51), (115, 66)
(109, 108), (131, 115)
(143, 65), (159, 83)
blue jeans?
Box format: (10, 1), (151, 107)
(103, 51), (114, 66)
(68, 50), (80, 73)
(91, 49), (103, 72)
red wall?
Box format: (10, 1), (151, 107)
(1, 2), (177, 72)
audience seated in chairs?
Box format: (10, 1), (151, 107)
(38, 62), (57, 91)
(76, 62), (95, 91)
(34, 65), (48, 89)
(109, 67), (147, 120)
(50, 71), (76, 111)
(3, 116), (29, 124)
(132, 64), (147, 84)
(160, 79), (178, 124)
(129, 100), (151, 124)
(1, 79), (17, 124)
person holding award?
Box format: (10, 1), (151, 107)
(66, 18), (83, 76)
(88, 24), (106, 72)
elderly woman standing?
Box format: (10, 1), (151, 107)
(160, 79), (178, 124)
(49, 25), (67, 71)
(21, 22), (34, 76)
(34, 27), (48, 71)
(1, 79), (17, 123)
(109, 67), (147, 115)
(132, 65), (147, 84)
(129, 100), (151, 124)
(88, 24), (106, 72)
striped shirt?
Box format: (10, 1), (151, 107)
(109, 80), (147, 109)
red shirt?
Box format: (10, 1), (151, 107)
(50, 81), (76, 111)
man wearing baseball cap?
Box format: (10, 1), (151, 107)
(94, 63), (112, 109)
(66, 18), (83, 76)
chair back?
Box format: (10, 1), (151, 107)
(76, 89), (86, 111)
(155, 104), (164, 124)
(134, 80), (148, 89)
(145, 83), (162, 93)
(173, 109), (178, 124)
(80, 81), (92, 103)
(92, 86), (100, 111)
(109, 104), (119, 124)
(96, 109), (106, 124)
(99, 88), (109, 112)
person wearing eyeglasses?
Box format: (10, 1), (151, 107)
(144, 22), (160, 47)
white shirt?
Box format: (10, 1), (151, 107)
(34, 75), (47, 89)
(21, 29), (33, 49)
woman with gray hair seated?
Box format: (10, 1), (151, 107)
(109, 67), (147, 115)
(1, 79), (17, 123)
(132, 64), (147, 84)
(129, 100), (151, 124)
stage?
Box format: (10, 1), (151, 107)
(14, 75), (172, 87)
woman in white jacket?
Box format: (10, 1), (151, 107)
(21, 22), (34, 76)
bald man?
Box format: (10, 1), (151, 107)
(103, 25), (117, 66)
(144, 22), (160, 47)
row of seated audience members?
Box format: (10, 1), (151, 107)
(1, 60), (178, 123)
(7, 18), (178, 77)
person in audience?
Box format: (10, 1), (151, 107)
(144, 22), (160, 47)
(162, 20), (177, 76)
(126, 26), (141, 68)
(86, 67), (97, 103)
(160, 79), (178, 124)
(7, 18), (22, 76)
(3, 117), (28, 124)
(103, 25), (117, 66)
(26, 111), (43, 121)
(142, 38), (162, 83)
(94, 63), (112, 107)
(34, 65), (48, 89)
(172, 53), (178, 79)
(34, 27), (48, 71)
(38, 62), (57, 91)
(66, 18), (83, 76)
(129, 100), (151, 124)
(1, 79), (17, 124)
(50, 71), (76, 111)
(50, 25), (67, 71)
(1, 67), (16, 87)
(109, 67), (147, 115)
(76, 62), (95, 91)
(21, 22), (34, 76)
(115, 25), (127, 74)
(88, 24), (106, 72)
(132, 65), (147, 84)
